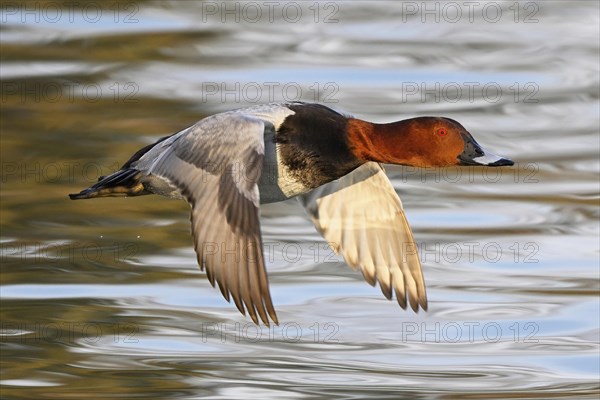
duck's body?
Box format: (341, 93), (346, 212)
(70, 102), (513, 325)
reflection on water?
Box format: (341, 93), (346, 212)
(1, 1), (599, 399)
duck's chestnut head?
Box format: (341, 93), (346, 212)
(348, 116), (514, 168)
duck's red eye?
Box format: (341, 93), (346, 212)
(437, 128), (448, 137)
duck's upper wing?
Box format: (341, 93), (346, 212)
(299, 162), (427, 312)
(140, 112), (278, 325)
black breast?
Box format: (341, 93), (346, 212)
(276, 103), (362, 189)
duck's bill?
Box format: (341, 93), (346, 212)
(459, 150), (514, 166)
(458, 136), (514, 167)
(458, 133), (514, 166)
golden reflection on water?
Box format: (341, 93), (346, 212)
(1, 1), (599, 399)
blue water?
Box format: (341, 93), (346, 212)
(1, 1), (599, 399)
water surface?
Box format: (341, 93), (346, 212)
(1, 1), (599, 399)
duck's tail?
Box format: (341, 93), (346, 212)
(69, 169), (149, 200)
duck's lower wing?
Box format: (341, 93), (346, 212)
(299, 162), (427, 312)
(143, 113), (278, 325)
